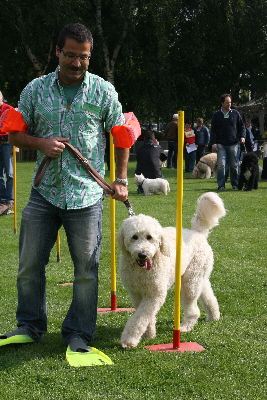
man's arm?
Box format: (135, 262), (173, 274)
(110, 147), (129, 202)
(8, 131), (68, 158)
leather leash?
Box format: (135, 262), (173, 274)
(34, 142), (135, 217)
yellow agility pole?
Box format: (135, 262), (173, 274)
(173, 110), (184, 348)
(12, 146), (17, 234)
(109, 132), (117, 310)
(145, 111), (205, 352)
(56, 231), (61, 262)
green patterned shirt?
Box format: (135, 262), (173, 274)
(18, 67), (124, 209)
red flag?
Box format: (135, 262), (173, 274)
(111, 112), (141, 148)
(0, 108), (28, 135)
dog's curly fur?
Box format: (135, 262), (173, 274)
(238, 152), (259, 191)
(117, 192), (226, 348)
(134, 173), (170, 195)
(193, 153), (217, 179)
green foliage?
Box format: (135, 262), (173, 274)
(0, 161), (266, 399)
(1, 0), (267, 120)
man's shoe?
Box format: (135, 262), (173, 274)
(218, 186), (225, 191)
(5, 202), (14, 208)
(232, 186), (238, 190)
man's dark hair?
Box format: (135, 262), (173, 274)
(144, 131), (155, 141)
(57, 23), (93, 51)
(219, 93), (231, 105)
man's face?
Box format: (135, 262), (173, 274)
(56, 38), (91, 86)
(222, 96), (231, 111)
(185, 123), (191, 130)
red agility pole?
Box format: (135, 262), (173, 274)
(145, 111), (205, 353)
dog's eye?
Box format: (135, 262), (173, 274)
(132, 235), (138, 240)
(147, 235), (152, 240)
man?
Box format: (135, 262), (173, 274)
(135, 131), (167, 193)
(0, 91), (14, 215)
(210, 94), (245, 191)
(1, 23), (129, 354)
(164, 114), (178, 168)
(194, 117), (210, 163)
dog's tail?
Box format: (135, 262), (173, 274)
(190, 192), (226, 236)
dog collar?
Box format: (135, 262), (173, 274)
(141, 178), (146, 186)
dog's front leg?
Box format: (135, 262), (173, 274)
(120, 297), (161, 348)
(205, 167), (211, 179)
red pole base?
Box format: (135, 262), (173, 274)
(111, 293), (117, 311)
(173, 329), (181, 349)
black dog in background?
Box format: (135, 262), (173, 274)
(238, 152), (259, 191)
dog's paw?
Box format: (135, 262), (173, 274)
(142, 326), (156, 339)
(120, 338), (139, 349)
(180, 325), (193, 333)
(205, 311), (220, 322)
(180, 319), (197, 332)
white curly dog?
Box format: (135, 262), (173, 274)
(193, 153), (217, 179)
(134, 173), (170, 195)
(117, 192), (226, 349)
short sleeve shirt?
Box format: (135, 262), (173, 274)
(18, 67), (124, 209)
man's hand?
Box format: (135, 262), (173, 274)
(110, 181), (128, 202)
(40, 137), (69, 158)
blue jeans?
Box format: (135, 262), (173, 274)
(217, 143), (239, 187)
(196, 145), (206, 164)
(185, 150), (196, 172)
(0, 143), (13, 203)
(17, 188), (103, 344)
(167, 141), (178, 168)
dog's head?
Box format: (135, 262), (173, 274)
(134, 173), (145, 185)
(117, 214), (170, 270)
(193, 166), (202, 178)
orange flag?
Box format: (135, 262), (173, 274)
(0, 108), (28, 135)
(111, 112), (141, 148)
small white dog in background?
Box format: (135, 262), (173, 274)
(134, 173), (170, 196)
(193, 152), (217, 179)
(117, 192), (226, 349)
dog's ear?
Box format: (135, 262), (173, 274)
(117, 225), (128, 253)
(159, 234), (171, 257)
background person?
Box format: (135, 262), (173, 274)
(184, 120), (197, 173)
(210, 93), (245, 190)
(194, 117), (210, 163)
(0, 91), (14, 216)
(164, 114), (178, 168)
(1, 23), (129, 355)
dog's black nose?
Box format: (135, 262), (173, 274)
(138, 252), (147, 260)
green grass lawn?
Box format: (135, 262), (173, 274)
(0, 161), (266, 400)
